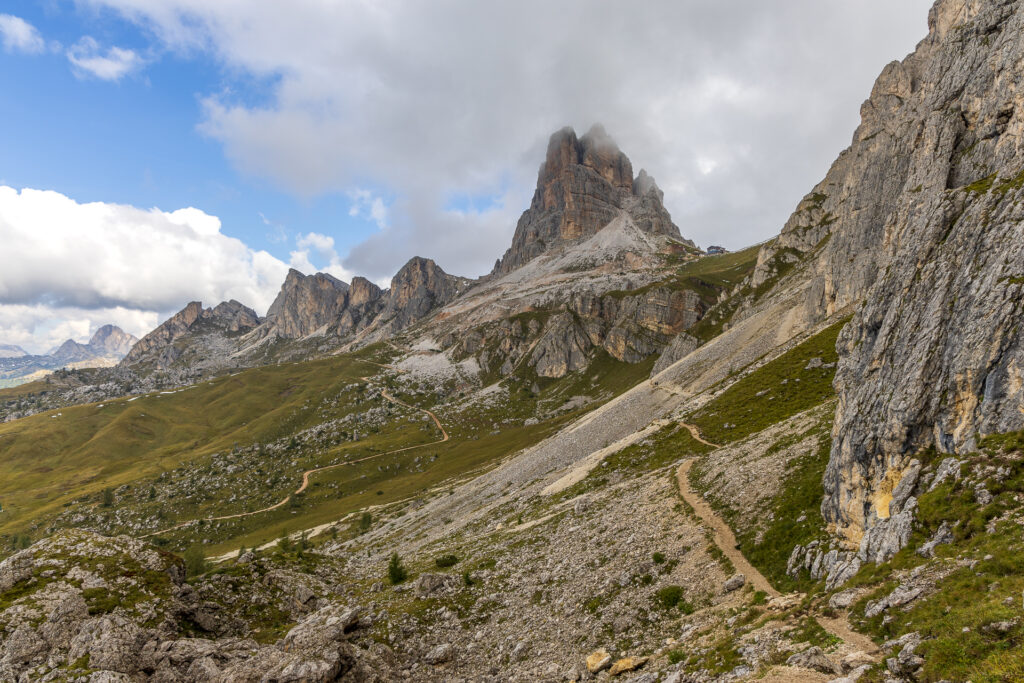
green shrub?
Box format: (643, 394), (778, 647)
(652, 552), (666, 564)
(183, 546), (209, 578)
(435, 554), (459, 568)
(655, 585), (684, 610)
(387, 552), (408, 585)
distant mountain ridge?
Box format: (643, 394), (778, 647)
(0, 325), (138, 385)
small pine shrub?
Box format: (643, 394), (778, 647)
(183, 546), (209, 578)
(655, 585), (693, 613)
(387, 552), (408, 585)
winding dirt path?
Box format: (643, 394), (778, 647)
(676, 457), (779, 597)
(675, 423), (880, 658)
(680, 422), (720, 448)
(140, 379), (448, 539)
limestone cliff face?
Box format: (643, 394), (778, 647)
(494, 125), (690, 274)
(755, 0), (1024, 556)
(331, 276), (385, 337)
(122, 300), (260, 370)
(262, 269), (350, 339)
(370, 257), (468, 335)
(451, 285), (705, 379)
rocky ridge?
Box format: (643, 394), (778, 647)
(122, 300), (260, 372)
(117, 127), (706, 383)
(742, 0), (1024, 570)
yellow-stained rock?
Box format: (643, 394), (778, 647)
(585, 648), (612, 673)
(609, 656), (648, 676)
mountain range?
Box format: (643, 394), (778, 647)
(1, 1), (1023, 681)
(0, 324), (138, 386)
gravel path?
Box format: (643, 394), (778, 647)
(676, 428), (881, 662)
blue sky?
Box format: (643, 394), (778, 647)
(0, 1), (381, 263)
(0, 0), (933, 353)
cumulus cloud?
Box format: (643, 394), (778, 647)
(67, 36), (143, 80)
(86, 0), (932, 282)
(289, 232), (358, 284)
(0, 186), (293, 353)
(0, 14), (45, 54)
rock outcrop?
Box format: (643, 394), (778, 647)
(450, 284), (706, 379)
(365, 257), (469, 337)
(121, 300), (260, 371)
(749, 0), (1024, 568)
(0, 530), (393, 682)
(260, 269), (351, 340)
(494, 125), (691, 274)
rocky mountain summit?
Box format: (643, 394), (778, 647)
(252, 270), (351, 341)
(494, 125), (691, 274)
(118, 126), (703, 381)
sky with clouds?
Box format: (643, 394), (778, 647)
(0, 0), (933, 354)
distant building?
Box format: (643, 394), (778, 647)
(706, 245), (728, 255)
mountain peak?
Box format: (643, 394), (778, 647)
(494, 125), (689, 274)
(88, 324), (137, 357)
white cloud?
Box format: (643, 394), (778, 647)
(0, 186), (292, 353)
(347, 189), (389, 230)
(87, 0), (933, 280)
(289, 232), (356, 283)
(0, 14), (45, 54)
(67, 36), (143, 81)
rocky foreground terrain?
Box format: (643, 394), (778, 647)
(2, 0), (1024, 681)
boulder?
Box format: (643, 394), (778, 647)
(786, 646), (841, 674)
(585, 648), (612, 673)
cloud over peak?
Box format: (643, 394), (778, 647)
(87, 0), (932, 281)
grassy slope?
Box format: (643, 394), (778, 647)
(689, 318), (846, 446)
(0, 340), (659, 557)
(0, 347), (392, 540)
(684, 319), (847, 590)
